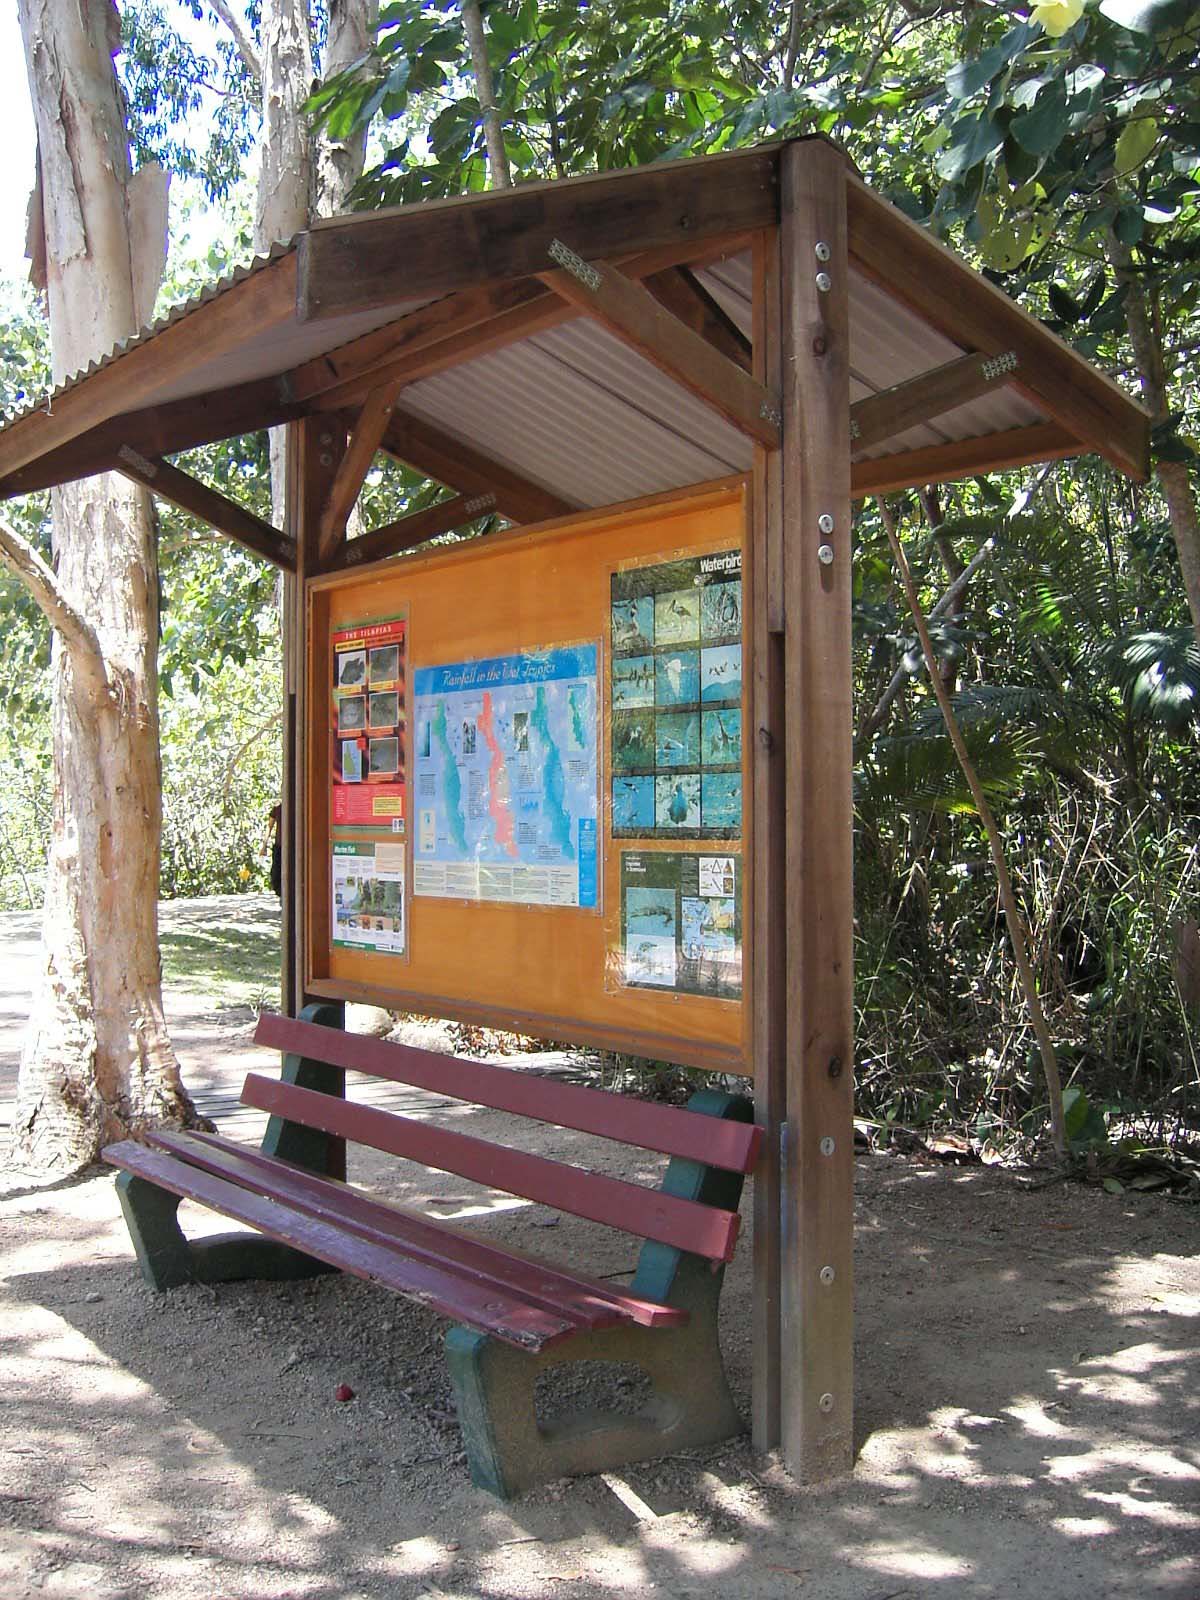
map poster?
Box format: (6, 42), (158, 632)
(331, 840), (407, 956)
(610, 548), (742, 842)
(331, 614), (406, 830)
(412, 644), (599, 908)
(619, 850), (742, 1000)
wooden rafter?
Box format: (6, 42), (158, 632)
(297, 147), (780, 319)
(317, 381), (403, 565)
(297, 234), (757, 417)
(643, 267), (752, 373)
(115, 447), (294, 570)
(376, 409), (577, 526)
(538, 242), (780, 449)
(327, 491), (499, 573)
(850, 420), (1081, 499)
(850, 350), (1021, 453)
(846, 176), (1149, 480)
(0, 375), (301, 499)
(0, 252), (298, 486)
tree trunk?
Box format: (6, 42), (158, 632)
(10, 0), (202, 1176)
(461, 0), (511, 188)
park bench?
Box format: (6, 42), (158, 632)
(102, 1004), (761, 1497)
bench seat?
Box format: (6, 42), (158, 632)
(103, 1003), (761, 1496)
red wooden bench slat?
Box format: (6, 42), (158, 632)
(102, 1140), (580, 1351)
(255, 1012), (761, 1174)
(241, 1074), (742, 1262)
(151, 1128), (687, 1331)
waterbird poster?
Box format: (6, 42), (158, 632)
(411, 645), (599, 907)
(619, 850), (742, 1000)
(331, 613), (407, 829)
(610, 548), (742, 841)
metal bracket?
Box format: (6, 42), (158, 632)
(981, 350), (1019, 382)
(548, 239), (602, 293)
(464, 493), (498, 517)
(848, 418), (861, 442)
(117, 445), (158, 478)
(760, 400), (782, 430)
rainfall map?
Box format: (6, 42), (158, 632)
(412, 646), (598, 907)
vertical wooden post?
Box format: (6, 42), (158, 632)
(281, 417), (344, 1014)
(778, 139), (855, 1479)
(750, 227), (787, 1450)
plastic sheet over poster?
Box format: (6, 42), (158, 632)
(331, 614), (406, 829)
(412, 645), (599, 908)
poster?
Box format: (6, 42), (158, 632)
(332, 614), (406, 829)
(332, 840), (407, 955)
(620, 850), (742, 1000)
(610, 549), (742, 840)
(412, 644), (599, 907)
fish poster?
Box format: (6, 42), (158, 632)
(331, 613), (406, 829)
(619, 850), (742, 1000)
(610, 548), (742, 840)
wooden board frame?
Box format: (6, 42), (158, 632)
(303, 477), (753, 1075)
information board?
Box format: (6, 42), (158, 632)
(305, 479), (749, 1073)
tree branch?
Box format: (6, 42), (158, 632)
(209, 0), (262, 81)
(0, 512), (109, 702)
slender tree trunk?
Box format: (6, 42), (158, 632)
(880, 500), (1067, 1157)
(10, 0), (202, 1176)
(317, 0), (379, 213)
(461, 0), (511, 188)
(1108, 235), (1200, 638)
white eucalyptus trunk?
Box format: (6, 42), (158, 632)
(11, 0), (200, 1176)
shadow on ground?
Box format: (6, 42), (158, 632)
(2, 1138), (1197, 1600)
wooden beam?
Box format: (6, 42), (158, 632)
(299, 235), (757, 417)
(283, 417), (342, 1023)
(850, 351), (1021, 453)
(0, 375), (301, 499)
(376, 409), (577, 526)
(0, 251), (298, 485)
(298, 146), (780, 320)
(644, 266), (752, 372)
(317, 380), (403, 566)
(328, 491), (499, 572)
(114, 447), (294, 570)
(780, 139), (855, 1483)
(850, 421), (1081, 499)
(539, 243), (780, 448)
(845, 176), (1150, 481)
(750, 226), (787, 1453)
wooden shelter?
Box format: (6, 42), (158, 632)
(0, 136), (1149, 1483)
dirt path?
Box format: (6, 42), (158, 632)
(1, 899), (1198, 1598)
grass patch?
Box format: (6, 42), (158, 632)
(159, 920), (281, 1011)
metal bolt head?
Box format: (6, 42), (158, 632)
(815, 271), (832, 293)
(815, 241), (831, 262)
(819, 1265), (836, 1286)
(818, 512), (835, 534)
(818, 1392), (835, 1413)
(319, 452), (334, 467)
(819, 1135), (836, 1157)
(818, 543), (835, 566)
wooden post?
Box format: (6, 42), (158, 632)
(281, 417), (344, 1013)
(750, 226), (786, 1451)
(778, 140), (855, 1479)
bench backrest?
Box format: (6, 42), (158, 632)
(251, 1012), (759, 1264)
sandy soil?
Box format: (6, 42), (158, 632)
(1, 905), (1198, 1599)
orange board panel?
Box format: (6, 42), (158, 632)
(306, 478), (750, 1073)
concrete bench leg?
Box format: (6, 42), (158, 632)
(115, 1170), (336, 1291)
(116, 1000), (347, 1293)
(445, 1253), (742, 1499)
